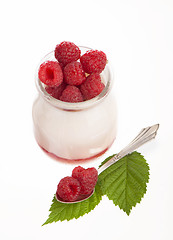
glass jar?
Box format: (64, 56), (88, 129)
(32, 46), (117, 161)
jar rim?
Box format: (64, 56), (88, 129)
(35, 46), (114, 111)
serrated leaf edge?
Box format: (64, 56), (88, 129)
(99, 152), (150, 216)
(42, 184), (103, 225)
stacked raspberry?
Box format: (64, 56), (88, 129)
(38, 41), (107, 103)
(56, 166), (98, 202)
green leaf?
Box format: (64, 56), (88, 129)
(97, 151), (150, 215)
(42, 183), (103, 225)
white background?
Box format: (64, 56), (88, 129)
(0, 0), (173, 239)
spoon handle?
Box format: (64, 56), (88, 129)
(98, 124), (159, 174)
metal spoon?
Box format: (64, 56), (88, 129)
(56, 123), (159, 204)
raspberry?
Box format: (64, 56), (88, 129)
(60, 85), (83, 103)
(80, 50), (107, 74)
(80, 73), (105, 100)
(55, 41), (81, 66)
(38, 61), (63, 87)
(72, 166), (85, 179)
(72, 166), (98, 195)
(45, 82), (66, 99)
(64, 61), (86, 86)
(56, 176), (81, 202)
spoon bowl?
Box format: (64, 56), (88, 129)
(56, 190), (95, 204)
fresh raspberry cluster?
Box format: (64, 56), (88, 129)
(56, 166), (98, 202)
(38, 41), (107, 102)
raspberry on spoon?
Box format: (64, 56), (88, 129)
(72, 166), (98, 195)
(56, 176), (81, 202)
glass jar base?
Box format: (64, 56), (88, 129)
(37, 141), (115, 164)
